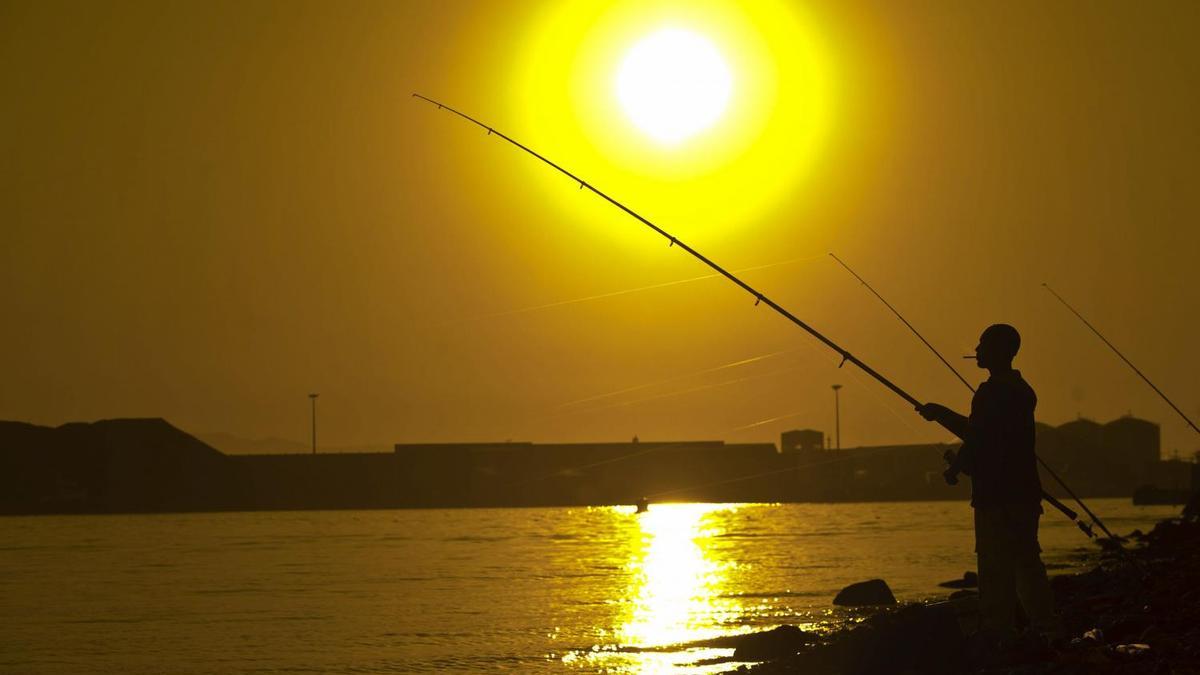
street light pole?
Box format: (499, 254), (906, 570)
(308, 393), (319, 454)
(831, 384), (843, 450)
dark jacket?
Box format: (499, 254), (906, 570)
(959, 370), (1042, 508)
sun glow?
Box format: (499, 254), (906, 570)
(512, 0), (835, 245)
(615, 28), (733, 145)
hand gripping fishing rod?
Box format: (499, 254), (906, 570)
(830, 254), (1108, 539)
(413, 94), (1077, 520)
(1043, 283), (1200, 437)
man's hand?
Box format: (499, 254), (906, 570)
(917, 402), (952, 422)
(918, 403), (970, 440)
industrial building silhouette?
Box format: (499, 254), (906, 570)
(0, 415), (1191, 514)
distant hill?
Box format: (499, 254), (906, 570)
(0, 418), (231, 514)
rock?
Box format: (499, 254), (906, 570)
(938, 571), (979, 589)
(833, 579), (897, 606)
(1140, 624), (1163, 645)
(731, 625), (816, 661)
(1114, 642), (1152, 657)
(844, 603), (967, 674)
(1071, 627), (1106, 650)
(949, 589), (977, 600)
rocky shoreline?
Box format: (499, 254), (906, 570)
(703, 515), (1200, 675)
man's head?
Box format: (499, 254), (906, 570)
(974, 323), (1020, 370)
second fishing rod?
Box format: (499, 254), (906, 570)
(414, 94), (1082, 528)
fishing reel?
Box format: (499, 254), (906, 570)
(942, 446), (964, 486)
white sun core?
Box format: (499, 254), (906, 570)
(615, 28), (733, 145)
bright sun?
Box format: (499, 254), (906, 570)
(615, 28), (733, 145)
(514, 0), (834, 244)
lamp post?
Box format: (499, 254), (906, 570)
(308, 393), (319, 454)
(831, 384), (843, 450)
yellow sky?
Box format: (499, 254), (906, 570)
(2, 0), (1198, 456)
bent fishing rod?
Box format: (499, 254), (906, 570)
(831, 254), (1108, 539)
(412, 94), (1082, 523)
(1043, 283), (1200, 437)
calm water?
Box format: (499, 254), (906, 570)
(0, 500), (1178, 673)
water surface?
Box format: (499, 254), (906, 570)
(0, 500), (1177, 673)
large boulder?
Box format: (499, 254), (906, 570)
(834, 579), (897, 606)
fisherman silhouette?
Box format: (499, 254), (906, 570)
(918, 324), (1060, 647)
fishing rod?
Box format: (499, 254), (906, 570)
(830, 254), (975, 392)
(831, 254), (1107, 539)
(414, 95), (916, 401)
(411, 95), (1085, 524)
(1043, 283), (1200, 437)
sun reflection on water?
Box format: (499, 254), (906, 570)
(571, 503), (744, 673)
(621, 503), (736, 647)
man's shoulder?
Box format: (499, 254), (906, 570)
(1009, 370), (1037, 398)
(978, 371), (1037, 404)
(986, 370), (1034, 390)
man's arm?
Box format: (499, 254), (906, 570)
(917, 403), (970, 440)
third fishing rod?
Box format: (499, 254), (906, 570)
(1043, 282), (1200, 438)
(415, 94), (1083, 523)
(829, 253), (1110, 540)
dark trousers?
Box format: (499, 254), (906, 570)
(973, 503), (1059, 639)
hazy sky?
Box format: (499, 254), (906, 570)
(3, 0), (1198, 456)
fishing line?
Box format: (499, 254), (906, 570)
(557, 347), (802, 410)
(732, 410), (812, 432)
(450, 254), (827, 325)
(506, 352), (809, 488)
(830, 253), (975, 392)
(563, 364), (810, 418)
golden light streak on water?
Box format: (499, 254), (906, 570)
(573, 503), (744, 672)
(627, 504), (731, 644)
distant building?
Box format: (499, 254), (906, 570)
(1, 416), (1184, 515)
(1103, 415), (1160, 466)
(779, 428), (961, 501)
(1036, 415), (1161, 496)
(392, 439), (783, 506)
(780, 429), (824, 453)
(781, 415), (1172, 502)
